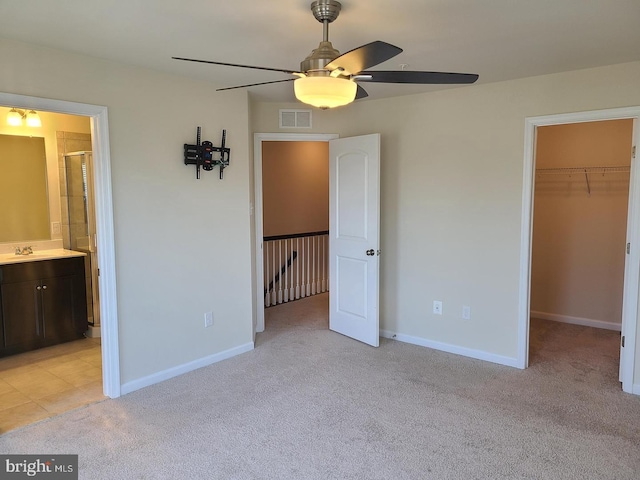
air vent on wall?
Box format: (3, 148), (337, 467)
(279, 109), (312, 129)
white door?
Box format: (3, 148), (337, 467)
(329, 134), (381, 346)
(620, 119), (639, 386)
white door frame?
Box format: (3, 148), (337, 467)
(0, 92), (121, 398)
(518, 106), (640, 394)
(253, 133), (338, 333)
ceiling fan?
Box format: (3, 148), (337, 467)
(173, 0), (478, 109)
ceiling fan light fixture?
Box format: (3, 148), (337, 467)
(294, 76), (356, 109)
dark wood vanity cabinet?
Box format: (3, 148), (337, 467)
(0, 257), (88, 356)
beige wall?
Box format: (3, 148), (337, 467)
(262, 141), (329, 237)
(0, 106), (90, 243)
(4, 34), (638, 390)
(251, 60), (640, 384)
(531, 120), (633, 326)
(0, 38), (253, 386)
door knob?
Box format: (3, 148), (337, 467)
(366, 249), (375, 256)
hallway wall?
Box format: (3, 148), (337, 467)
(262, 141), (328, 237)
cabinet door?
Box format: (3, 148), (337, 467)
(1, 281), (41, 348)
(41, 275), (76, 343)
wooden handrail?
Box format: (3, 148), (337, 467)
(264, 230), (329, 242)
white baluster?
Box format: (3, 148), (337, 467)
(283, 240), (289, 303)
(287, 238), (294, 301)
(265, 241), (270, 307)
(300, 237), (305, 298)
(311, 237), (317, 295)
(271, 242), (277, 306)
(318, 235), (322, 294)
(295, 237), (301, 299)
(277, 240), (283, 304)
(307, 237), (311, 296)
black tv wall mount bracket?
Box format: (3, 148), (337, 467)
(184, 126), (230, 179)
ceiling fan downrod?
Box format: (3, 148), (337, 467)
(311, 0), (341, 41)
(302, 0), (343, 75)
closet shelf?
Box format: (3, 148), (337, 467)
(535, 165), (630, 175)
(535, 165), (630, 196)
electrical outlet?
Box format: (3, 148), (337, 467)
(462, 306), (471, 320)
(433, 301), (443, 315)
(52, 222), (61, 235)
(204, 311), (213, 328)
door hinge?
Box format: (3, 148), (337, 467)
(621, 335), (625, 348)
(97, 268), (100, 277)
(627, 243), (631, 254)
(633, 145), (636, 159)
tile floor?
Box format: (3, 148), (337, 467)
(0, 338), (105, 434)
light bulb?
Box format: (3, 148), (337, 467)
(26, 110), (42, 127)
(7, 108), (23, 126)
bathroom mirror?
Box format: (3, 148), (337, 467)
(0, 134), (50, 243)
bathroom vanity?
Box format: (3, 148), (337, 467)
(0, 250), (88, 357)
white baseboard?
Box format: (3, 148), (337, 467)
(530, 311), (621, 331)
(380, 330), (520, 368)
(121, 342), (254, 395)
(86, 325), (101, 338)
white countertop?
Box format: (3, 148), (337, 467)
(0, 249), (87, 266)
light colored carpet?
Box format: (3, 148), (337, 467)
(1, 293), (639, 479)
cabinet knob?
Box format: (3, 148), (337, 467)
(36, 286), (41, 291)
(42, 285), (47, 290)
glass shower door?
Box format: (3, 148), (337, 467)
(64, 151), (100, 328)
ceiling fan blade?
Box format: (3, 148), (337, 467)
(172, 57), (299, 75)
(325, 41), (402, 76)
(357, 70), (479, 84)
(216, 78), (296, 91)
(355, 84), (369, 100)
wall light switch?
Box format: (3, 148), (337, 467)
(204, 311), (213, 328)
(462, 306), (471, 320)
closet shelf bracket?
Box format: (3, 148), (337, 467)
(584, 169), (591, 196)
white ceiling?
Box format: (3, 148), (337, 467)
(1, 0), (639, 104)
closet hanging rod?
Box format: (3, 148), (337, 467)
(535, 165), (630, 175)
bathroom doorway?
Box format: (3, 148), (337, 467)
(0, 110), (105, 433)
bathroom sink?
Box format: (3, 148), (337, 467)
(0, 250), (86, 265)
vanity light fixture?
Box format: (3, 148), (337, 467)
(6, 108), (42, 127)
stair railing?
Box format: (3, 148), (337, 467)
(263, 231), (329, 307)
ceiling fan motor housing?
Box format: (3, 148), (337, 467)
(300, 41), (341, 74)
